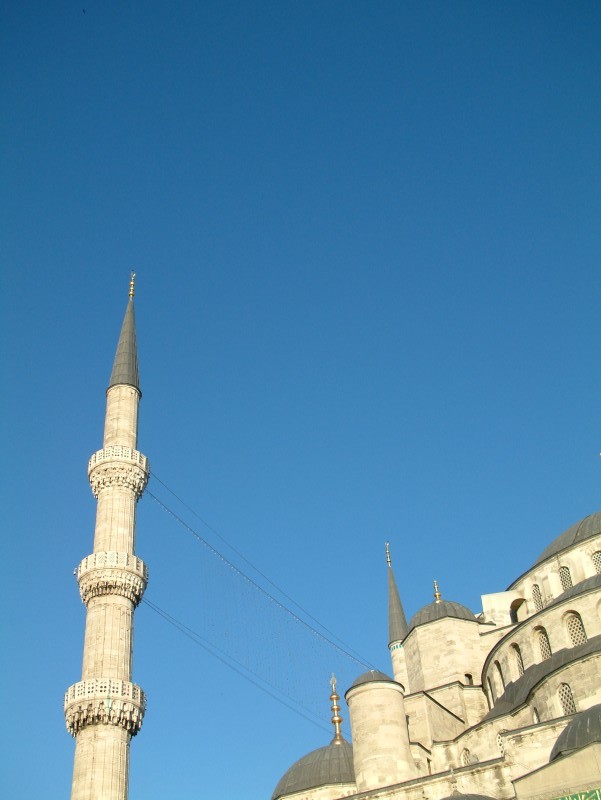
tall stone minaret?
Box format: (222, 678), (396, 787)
(64, 275), (149, 800)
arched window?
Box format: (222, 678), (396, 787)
(511, 643), (525, 677)
(565, 611), (587, 646)
(532, 584), (543, 612)
(495, 660), (505, 691)
(535, 626), (552, 660)
(532, 707), (540, 724)
(559, 565), (573, 591)
(497, 732), (505, 756)
(592, 550), (601, 574)
(558, 683), (576, 715)
(461, 748), (471, 766)
(464, 673), (473, 685)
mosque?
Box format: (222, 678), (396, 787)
(65, 283), (601, 800)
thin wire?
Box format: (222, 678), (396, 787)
(142, 597), (332, 735)
(145, 487), (372, 670)
(149, 471), (374, 668)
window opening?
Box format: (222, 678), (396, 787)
(566, 612), (587, 646)
(532, 584), (543, 612)
(511, 643), (524, 677)
(559, 565), (572, 591)
(536, 627), (552, 660)
(558, 683), (576, 715)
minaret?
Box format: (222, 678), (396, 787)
(386, 543), (409, 688)
(64, 275), (149, 800)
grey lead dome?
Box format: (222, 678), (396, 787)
(535, 512), (601, 566)
(409, 599), (476, 631)
(549, 703), (601, 762)
(437, 795), (498, 800)
(271, 740), (354, 800)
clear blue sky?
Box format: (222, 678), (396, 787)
(1, 2), (600, 798)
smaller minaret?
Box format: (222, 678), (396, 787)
(386, 543), (409, 688)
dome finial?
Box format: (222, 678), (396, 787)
(385, 541), (391, 567)
(330, 674), (344, 745)
(433, 579), (441, 603)
(129, 272), (136, 299)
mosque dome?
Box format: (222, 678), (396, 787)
(549, 703), (601, 762)
(271, 740), (355, 800)
(437, 795), (498, 800)
(348, 669), (395, 690)
(409, 599), (477, 631)
(535, 512), (601, 565)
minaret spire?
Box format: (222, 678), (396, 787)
(108, 274), (140, 392)
(65, 279), (149, 800)
(386, 542), (408, 645)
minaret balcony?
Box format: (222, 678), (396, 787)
(76, 551), (148, 606)
(88, 446), (149, 499)
(64, 679), (146, 736)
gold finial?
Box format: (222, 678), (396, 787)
(330, 674), (344, 745)
(385, 542), (391, 567)
(433, 579), (441, 603)
(129, 272), (136, 299)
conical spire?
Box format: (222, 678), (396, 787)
(108, 273), (140, 392)
(386, 543), (408, 644)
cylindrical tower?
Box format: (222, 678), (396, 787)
(65, 276), (149, 800)
(345, 670), (416, 791)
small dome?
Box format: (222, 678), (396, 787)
(348, 669), (394, 690)
(409, 600), (476, 631)
(437, 795), (498, 800)
(271, 740), (354, 800)
(535, 512), (601, 565)
(549, 703), (601, 762)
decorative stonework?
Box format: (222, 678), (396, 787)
(64, 679), (146, 736)
(88, 447), (149, 499)
(77, 552), (148, 605)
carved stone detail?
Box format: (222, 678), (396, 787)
(64, 679), (146, 736)
(77, 552), (148, 605)
(88, 447), (149, 499)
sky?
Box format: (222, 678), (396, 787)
(1, 1), (601, 798)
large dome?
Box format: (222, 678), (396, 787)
(437, 795), (498, 800)
(409, 599), (476, 631)
(271, 740), (355, 800)
(535, 512), (601, 565)
(549, 703), (601, 762)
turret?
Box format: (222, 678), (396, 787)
(64, 275), (149, 800)
(345, 669), (416, 791)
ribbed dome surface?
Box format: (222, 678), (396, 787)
(535, 512), (601, 565)
(550, 703), (601, 762)
(409, 600), (476, 631)
(271, 740), (355, 800)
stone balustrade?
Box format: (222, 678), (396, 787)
(88, 447), (149, 499)
(88, 446), (149, 471)
(64, 679), (146, 736)
(76, 551), (148, 605)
